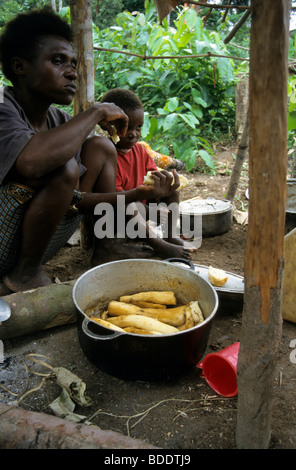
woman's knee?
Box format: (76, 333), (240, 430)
(81, 135), (118, 169)
(20, 158), (79, 191)
(58, 158), (80, 188)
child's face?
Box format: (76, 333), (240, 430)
(116, 107), (144, 150)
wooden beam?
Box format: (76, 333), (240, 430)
(236, 0), (290, 449)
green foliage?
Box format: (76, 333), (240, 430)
(287, 75), (296, 151)
(93, 3), (237, 172)
(0, 1), (242, 173)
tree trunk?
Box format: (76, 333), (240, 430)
(70, 0), (95, 115)
(0, 281), (76, 340)
(70, 0), (95, 249)
(0, 404), (156, 449)
(235, 76), (249, 140)
(226, 113), (249, 202)
(236, 0), (289, 449)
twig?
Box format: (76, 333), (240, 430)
(94, 46), (249, 62)
(181, 1), (250, 10)
(224, 9), (251, 44)
(90, 396), (236, 437)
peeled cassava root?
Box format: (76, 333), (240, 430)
(143, 170), (188, 191)
(208, 266), (228, 287)
(119, 291), (177, 305)
(110, 125), (120, 144)
(89, 290), (204, 335)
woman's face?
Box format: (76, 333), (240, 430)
(116, 107), (144, 151)
(16, 35), (77, 106)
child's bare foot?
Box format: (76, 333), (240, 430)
(166, 235), (198, 252)
(149, 238), (194, 260)
(90, 242), (155, 266)
(3, 267), (52, 293)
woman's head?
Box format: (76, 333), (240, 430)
(0, 7), (73, 84)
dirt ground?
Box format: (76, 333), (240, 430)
(1, 146), (296, 450)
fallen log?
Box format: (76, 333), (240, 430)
(0, 281), (77, 340)
(0, 404), (156, 449)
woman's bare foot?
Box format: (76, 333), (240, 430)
(3, 267), (52, 293)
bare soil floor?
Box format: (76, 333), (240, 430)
(0, 146), (296, 450)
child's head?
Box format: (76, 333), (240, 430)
(0, 7), (73, 84)
(100, 88), (144, 151)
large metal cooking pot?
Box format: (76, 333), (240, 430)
(73, 259), (219, 381)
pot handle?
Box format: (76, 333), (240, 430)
(165, 257), (195, 271)
(82, 317), (124, 341)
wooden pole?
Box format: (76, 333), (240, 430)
(236, 0), (290, 449)
(70, 0), (95, 115)
(70, 0), (95, 250)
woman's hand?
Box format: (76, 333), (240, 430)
(94, 102), (128, 138)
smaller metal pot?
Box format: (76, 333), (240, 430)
(286, 178), (296, 233)
(73, 259), (219, 381)
(179, 198), (233, 238)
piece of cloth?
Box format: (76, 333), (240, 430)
(0, 184), (82, 276)
(116, 142), (158, 193)
(0, 86), (86, 184)
(138, 141), (185, 171)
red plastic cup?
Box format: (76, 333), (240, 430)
(197, 342), (240, 397)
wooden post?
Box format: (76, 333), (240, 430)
(236, 0), (290, 449)
(70, 0), (95, 250)
(70, 0), (95, 115)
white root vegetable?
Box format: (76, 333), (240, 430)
(123, 327), (160, 335)
(119, 291), (177, 305)
(130, 301), (167, 309)
(91, 317), (126, 332)
(143, 171), (188, 191)
(110, 125), (120, 144)
(107, 314), (179, 334)
(107, 301), (186, 326)
(178, 301), (204, 331)
(208, 266), (228, 287)
(89, 292), (205, 335)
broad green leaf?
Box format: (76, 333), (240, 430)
(216, 58), (234, 83)
(199, 150), (215, 170)
(163, 113), (179, 131)
(179, 113), (199, 129)
(184, 8), (199, 30)
(288, 111), (296, 132)
(167, 97), (179, 112)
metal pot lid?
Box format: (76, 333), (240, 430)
(171, 261), (244, 294)
(179, 198), (232, 216)
(0, 298), (11, 322)
(193, 264), (244, 294)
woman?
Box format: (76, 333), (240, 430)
(0, 7), (178, 292)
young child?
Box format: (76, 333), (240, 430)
(100, 88), (197, 259)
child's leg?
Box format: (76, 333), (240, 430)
(79, 136), (154, 265)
